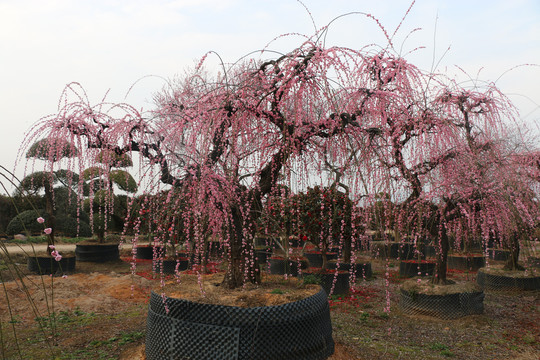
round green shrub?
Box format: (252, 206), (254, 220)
(55, 215), (92, 237)
(6, 209), (47, 235)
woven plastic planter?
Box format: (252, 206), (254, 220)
(135, 245), (165, 260)
(304, 251), (338, 268)
(255, 247), (272, 265)
(27, 255), (76, 274)
(529, 257), (540, 268)
(486, 249), (510, 261)
(399, 260), (436, 278)
(268, 257), (308, 276)
(477, 268), (540, 291)
(145, 288), (334, 360)
(153, 258), (190, 274)
(370, 241), (415, 260)
(75, 243), (119, 262)
(399, 288), (484, 319)
(447, 254), (485, 271)
(302, 270), (350, 296)
(327, 260), (373, 279)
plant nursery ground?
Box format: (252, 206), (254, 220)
(0, 246), (539, 360)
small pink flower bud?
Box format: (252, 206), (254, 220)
(49, 245), (56, 250)
(37, 217), (45, 224)
(44, 228), (52, 235)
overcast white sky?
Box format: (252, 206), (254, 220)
(1, 0), (539, 190)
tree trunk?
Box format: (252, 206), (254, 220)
(504, 232), (524, 271)
(221, 206), (261, 289)
(431, 224), (450, 285)
(321, 241), (328, 270)
(342, 236), (351, 264)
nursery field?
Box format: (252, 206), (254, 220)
(0, 243), (538, 360)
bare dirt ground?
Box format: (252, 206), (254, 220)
(1, 245), (539, 360)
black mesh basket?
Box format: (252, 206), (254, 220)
(477, 269), (540, 291)
(146, 288), (334, 360)
(399, 288), (484, 319)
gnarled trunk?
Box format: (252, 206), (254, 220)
(504, 232), (524, 271)
(221, 206), (261, 289)
(432, 227), (450, 284)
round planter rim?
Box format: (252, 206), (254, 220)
(152, 286), (325, 310)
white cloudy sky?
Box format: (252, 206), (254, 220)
(1, 0), (539, 189)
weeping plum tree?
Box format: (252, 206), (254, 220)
(332, 46), (539, 283)
(434, 88), (540, 274)
(24, 42), (387, 288)
(21, 12), (538, 289)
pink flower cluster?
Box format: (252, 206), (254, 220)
(49, 245), (62, 261)
(37, 218), (52, 234)
(37, 217), (52, 234)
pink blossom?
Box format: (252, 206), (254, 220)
(36, 217), (45, 224)
(51, 250), (62, 261)
(49, 245), (56, 250)
(44, 228), (52, 235)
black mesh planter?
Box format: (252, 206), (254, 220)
(426, 245), (436, 258)
(255, 247), (272, 265)
(304, 252), (338, 268)
(268, 257), (308, 276)
(399, 288), (484, 319)
(447, 254), (485, 271)
(370, 241), (415, 260)
(399, 260), (436, 278)
(529, 257), (540, 268)
(302, 270), (350, 296)
(27, 255), (76, 274)
(486, 249), (510, 261)
(75, 243), (119, 262)
(135, 245), (165, 260)
(327, 260), (372, 279)
(477, 268), (540, 291)
(145, 288), (334, 360)
(153, 258), (190, 274)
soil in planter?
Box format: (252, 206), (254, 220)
(447, 253), (485, 271)
(399, 260), (436, 278)
(477, 267), (540, 291)
(156, 273), (320, 307)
